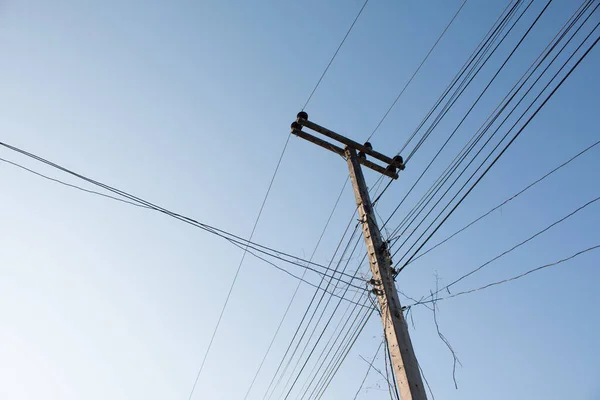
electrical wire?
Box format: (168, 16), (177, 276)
(0, 136), (376, 396)
(261, 222), (363, 400)
(387, 0), (593, 243)
(368, 0), (530, 226)
(277, 233), (366, 399)
(314, 303), (377, 399)
(302, 0), (370, 110)
(299, 291), (371, 399)
(405, 0), (546, 163)
(367, 0), (469, 141)
(395, 0), (525, 159)
(395, 11), (600, 272)
(386, 0), (596, 264)
(406, 138), (600, 263)
(274, 7), (524, 390)
(410, 244), (600, 307)
(387, 0), (590, 252)
(0, 157), (151, 209)
(242, 178), (350, 400)
(383, 332), (401, 400)
(352, 340), (384, 400)
(0, 152), (366, 291)
(294, 273), (374, 399)
(187, 130), (293, 398)
(427, 194), (600, 301)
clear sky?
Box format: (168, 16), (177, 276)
(1, 1), (599, 399)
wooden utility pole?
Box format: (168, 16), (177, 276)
(291, 112), (427, 400)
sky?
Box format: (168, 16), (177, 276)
(0, 1), (599, 399)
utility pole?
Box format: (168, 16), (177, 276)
(291, 112), (427, 400)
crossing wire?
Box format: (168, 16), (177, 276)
(0, 151), (367, 293)
(314, 303), (377, 399)
(423, 194), (600, 303)
(274, 4), (524, 390)
(261, 223), (364, 400)
(194, 0), (375, 390)
(298, 288), (371, 399)
(352, 340), (384, 400)
(367, 0), (528, 223)
(288, 4), (528, 395)
(396, 23), (600, 273)
(250, 1), (377, 396)
(275, 232), (366, 400)
(405, 138), (600, 264)
(409, 244), (600, 307)
(366, 0), (469, 141)
(405, 0), (547, 164)
(385, 0), (596, 261)
(241, 178), (350, 400)
(294, 274), (372, 399)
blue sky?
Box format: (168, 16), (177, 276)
(1, 1), (599, 399)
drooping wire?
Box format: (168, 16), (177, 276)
(0, 157), (151, 209)
(0, 150), (366, 291)
(0, 136), (374, 393)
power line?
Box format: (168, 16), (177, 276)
(352, 340), (384, 400)
(368, 0), (530, 227)
(387, 0), (588, 255)
(0, 151), (366, 290)
(314, 304), (376, 399)
(242, 178), (349, 400)
(406, 138), (600, 263)
(405, 0), (546, 164)
(302, 0), (370, 110)
(387, 0), (594, 247)
(410, 244), (600, 307)
(388, 0), (598, 267)
(395, 12), (600, 272)
(277, 233), (366, 399)
(299, 291), (372, 399)
(428, 194), (600, 301)
(0, 157), (150, 209)
(367, 0), (469, 141)
(395, 0), (526, 160)
(295, 278), (373, 399)
(277, 4), (477, 390)
(309, 303), (379, 400)
(261, 223), (363, 400)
